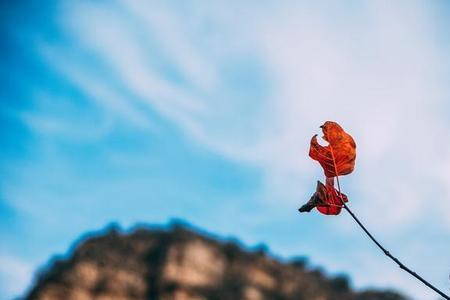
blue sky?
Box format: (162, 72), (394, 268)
(1, 1), (450, 299)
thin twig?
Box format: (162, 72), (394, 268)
(335, 176), (450, 299)
(342, 203), (450, 300)
(327, 146), (450, 299)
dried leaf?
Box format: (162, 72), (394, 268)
(301, 121), (355, 215)
(309, 121), (356, 178)
(299, 181), (348, 215)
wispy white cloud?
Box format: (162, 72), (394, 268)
(54, 0), (450, 225)
(0, 254), (33, 298)
(19, 1), (450, 299)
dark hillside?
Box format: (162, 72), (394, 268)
(25, 224), (407, 300)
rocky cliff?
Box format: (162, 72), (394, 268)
(25, 224), (407, 300)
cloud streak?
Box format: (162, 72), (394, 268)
(3, 1), (450, 299)
(0, 254), (33, 299)
(56, 0), (450, 224)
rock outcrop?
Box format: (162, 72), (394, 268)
(25, 224), (407, 300)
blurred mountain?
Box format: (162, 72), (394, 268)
(25, 224), (408, 300)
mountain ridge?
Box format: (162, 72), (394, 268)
(24, 222), (408, 300)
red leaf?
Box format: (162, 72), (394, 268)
(299, 180), (348, 215)
(309, 121), (356, 178)
(300, 121), (355, 215)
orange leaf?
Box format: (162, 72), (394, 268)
(309, 121), (356, 178)
(299, 180), (348, 215)
(300, 121), (356, 215)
